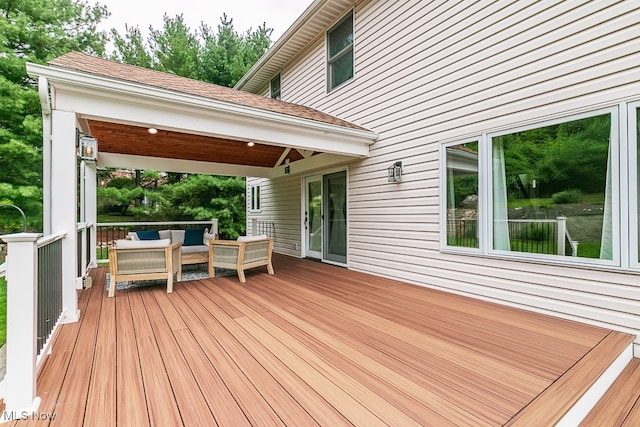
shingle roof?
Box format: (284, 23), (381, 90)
(49, 51), (366, 131)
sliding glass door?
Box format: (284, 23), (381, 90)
(324, 171), (347, 264)
(303, 171), (347, 264)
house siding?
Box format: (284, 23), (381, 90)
(250, 0), (640, 353)
(247, 176), (302, 257)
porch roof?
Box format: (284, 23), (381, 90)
(26, 52), (377, 178)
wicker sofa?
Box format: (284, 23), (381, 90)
(127, 227), (217, 266)
(208, 235), (274, 283)
(107, 239), (182, 297)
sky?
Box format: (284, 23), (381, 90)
(96, 0), (314, 44)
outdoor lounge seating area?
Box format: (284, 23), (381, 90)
(107, 230), (274, 297)
(127, 227), (217, 266)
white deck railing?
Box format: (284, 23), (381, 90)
(0, 231), (67, 422)
(448, 216), (579, 256)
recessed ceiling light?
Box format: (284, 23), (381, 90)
(148, 128), (158, 134)
(247, 141), (255, 147)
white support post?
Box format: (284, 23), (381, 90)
(252, 218), (258, 236)
(557, 216), (567, 256)
(84, 162), (98, 268)
(51, 109), (79, 323)
(1, 233), (41, 420)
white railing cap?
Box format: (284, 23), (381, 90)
(0, 232), (41, 243)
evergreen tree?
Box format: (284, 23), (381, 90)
(0, 0), (109, 231)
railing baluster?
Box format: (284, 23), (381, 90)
(36, 237), (63, 356)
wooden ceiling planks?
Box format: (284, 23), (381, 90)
(87, 120), (287, 167)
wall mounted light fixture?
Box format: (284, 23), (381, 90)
(78, 136), (98, 161)
(388, 161), (403, 182)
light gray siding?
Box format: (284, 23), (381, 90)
(252, 0), (640, 353)
(247, 176), (302, 257)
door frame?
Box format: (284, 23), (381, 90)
(301, 167), (349, 266)
(303, 174), (323, 260)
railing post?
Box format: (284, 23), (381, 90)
(556, 216), (567, 256)
(1, 233), (41, 419)
(252, 218), (258, 236)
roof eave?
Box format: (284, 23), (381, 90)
(235, 0), (344, 93)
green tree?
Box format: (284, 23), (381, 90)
(148, 175), (246, 239)
(110, 24), (152, 68)
(200, 14), (272, 86)
(110, 12), (272, 86)
(97, 186), (144, 216)
(150, 14), (200, 79)
(0, 0), (109, 230)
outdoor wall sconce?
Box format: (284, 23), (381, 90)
(79, 136), (98, 161)
(388, 161), (403, 182)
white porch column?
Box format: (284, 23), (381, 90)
(80, 160), (98, 267)
(1, 233), (41, 419)
(84, 161), (98, 268)
(51, 109), (79, 323)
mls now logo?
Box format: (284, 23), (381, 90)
(2, 411), (56, 421)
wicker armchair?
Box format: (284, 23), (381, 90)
(207, 236), (274, 283)
(108, 239), (182, 297)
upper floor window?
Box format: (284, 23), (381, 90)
(327, 11), (353, 91)
(270, 74), (281, 100)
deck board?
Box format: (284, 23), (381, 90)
(115, 290), (149, 427)
(11, 254), (632, 426)
(580, 358), (640, 426)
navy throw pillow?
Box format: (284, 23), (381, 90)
(137, 229), (160, 240)
(183, 228), (205, 246)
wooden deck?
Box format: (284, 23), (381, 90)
(5, 254), (632, 426)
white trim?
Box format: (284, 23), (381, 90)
(98, 153), (277, 178)
(629, 101), (640, 270)
(556, 343), (633, 426)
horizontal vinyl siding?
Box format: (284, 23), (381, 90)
(247, 176), (301, 257)
(257, 0), (640, 349)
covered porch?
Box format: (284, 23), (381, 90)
(4, 254), (637, 426)
(1, 52), (380, 420)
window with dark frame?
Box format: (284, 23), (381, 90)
(250, 185), (261, 212)
(270, 74), (281, 100)
(327, 11), (354, 91)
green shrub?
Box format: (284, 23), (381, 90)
(552, 189), (582, 204)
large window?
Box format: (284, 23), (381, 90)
(491, 113), (613, 260)
(327, 11), (353, 91)
(443, 108), (624, 267)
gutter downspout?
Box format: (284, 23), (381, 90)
(38, 76), (52, 235)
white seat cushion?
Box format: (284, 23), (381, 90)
(237, 234), (268, 242)
(182, 245), (208, 254)
(116, 239), (171, 248)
